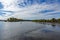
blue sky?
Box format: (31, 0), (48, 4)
(0, 0), (60, 20)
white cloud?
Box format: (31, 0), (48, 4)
(0, 0), (60, 20)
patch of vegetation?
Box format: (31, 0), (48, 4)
(32, 18), (60, 23)
(6, 17), (60, 23)
(7, 17), (23, 22)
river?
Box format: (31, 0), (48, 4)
(0, 21), (60, 40)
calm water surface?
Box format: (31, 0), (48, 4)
(0, 21), (60, 40)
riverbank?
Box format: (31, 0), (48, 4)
(1, 17), (60, 23)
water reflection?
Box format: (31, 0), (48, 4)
(0, 22), (60, 40)
(42, 29), (54, 33)
(51, 24), (56, 27)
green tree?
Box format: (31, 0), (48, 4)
(50, 18), (57, 22)
(57, 19), (60, 23)
(7, 17), (20, 22)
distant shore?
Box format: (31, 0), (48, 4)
(0, 17), (60, 23)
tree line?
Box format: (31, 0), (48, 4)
(32, 18), (60, 23)
(7, 17), (23, 22)
(7, 17), (60, 23)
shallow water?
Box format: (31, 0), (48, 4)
(0, 21), (60, 40)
